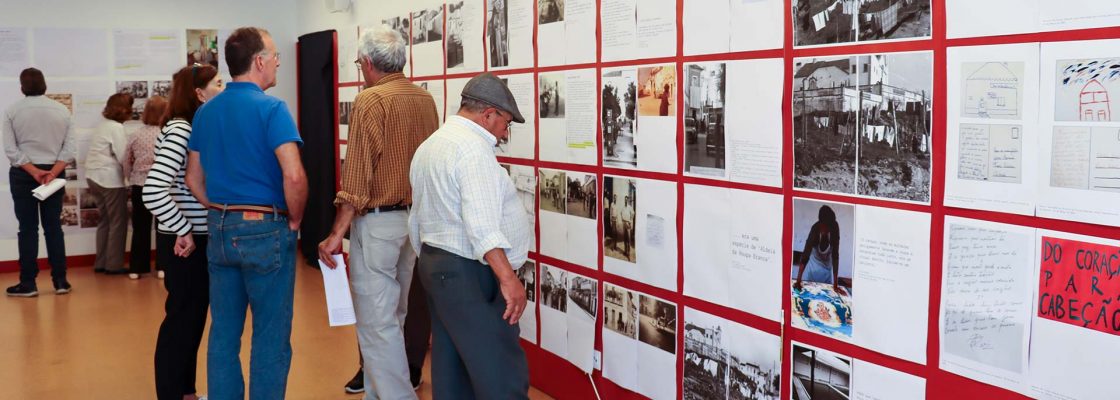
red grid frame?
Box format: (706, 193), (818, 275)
(325, 1), (1120, 399)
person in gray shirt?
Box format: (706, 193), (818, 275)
(3, 68), (75, 297)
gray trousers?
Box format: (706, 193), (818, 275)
(417, 244), (529, 400)
(89, 179), (129, 271)
(350, 210), (417, 400)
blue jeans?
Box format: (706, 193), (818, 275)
(205, 209), (296, 400)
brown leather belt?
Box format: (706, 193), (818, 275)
(207, 204), (288, 216)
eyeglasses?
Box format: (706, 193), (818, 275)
(495, 109), (513, 131)
(353, 57), (363, 69)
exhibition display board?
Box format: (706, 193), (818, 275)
(330, 1), (1120, 399)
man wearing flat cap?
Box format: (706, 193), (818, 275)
(408, 72), (531, 399)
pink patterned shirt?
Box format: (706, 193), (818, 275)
(123, 124), (160, 186)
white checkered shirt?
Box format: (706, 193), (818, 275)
(408, 115), (530, 269)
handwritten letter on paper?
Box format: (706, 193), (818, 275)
(943, 224), (1031, 372)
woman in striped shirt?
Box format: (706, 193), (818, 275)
(143, 63), (222, 400)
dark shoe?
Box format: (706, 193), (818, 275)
(54, 281), (72, 295)
(105, 269), (130, 275)
(344, 369), (363, 394)
(6, 283), (38, 297)
(93, 268), (106, 274)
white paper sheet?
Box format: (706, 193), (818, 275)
(946, 0), (1039, 39)
(445, 77), (469, 117)
(566, 270), (598, 372)
(113, 29), (182, 77)
(946, 43), (1040, 216)
(939, 217), (1034, 395)
(538, 168), (597, 269)
(411, 3), (446, 77)
(49, 80), (114, 130)
(446, 0), (484, 74)
(31, 179), (66, 201)
(507, 164), (537, 252)
(603, 175), (677, 291)
(851, 205), (930, 364)
(1028, 230), (1120, 400)
(539, 264), (570, 359)
(851, 360), (926, 400)
(636, 0), (677, 60)
(338, 25), (360, 83)
(418, 79), (446, 122)
(496, 73), (537, 160)
(488, 0), (534, 70)
(518, 260), (539, 343)
(683, 0), (729, 56)
(727, 58), (784, 187)
(318, 255), (356, 327)
(0, 28), (30, 77)
(1038, 39), (1120, 226)
(539, 69), (597, 165)
(1039, 0), (1120, 32)
(337, 86), (360, 142)
(636, 292), (677, 400)
(601, 0), (638, 63)
(538, 0), (596, 67)
(602, 283), (640, 390)
(730, 0), (784, 52)
(33, 28), (110, 77)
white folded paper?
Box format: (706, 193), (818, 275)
(32, 179), (67, 201)
(318, 254), (356, 327)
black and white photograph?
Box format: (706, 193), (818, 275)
(488, 0), (509, 68)
(538, 0), (564, 24)
(540, 265), (568, 312)
(61, 206), (79, 228)
(683, 313), (728, 400)
(45, 94), (72, 114)
(793, 53), (932, 202)
(151, 80), (172, 98)
(854, 53), (932, 202)
(793, 0), (931, 47)
(791, 343), (851, 400)
(78, 187), (98, 210)
(539, 72), (565, 118)
(568, 275), (597, 319)
(727, 329), (781, 400)
(603, 283), (637, 338)
(638, 294), (676, 354)
(602, 70), (637, 168)
(80, 209), (100, 229)
(186, 29), (219, 69)
(411, 7), (444, 45)
(383, 16), (410, 43)
(338, 101), (352, 126)
(64, 162), (78, 182)
(446, 1), (466, 69)
(539, 169), (566, 214)
(62, 187), (78, 207)
(684, 62), (726, 176)
(116, 80), (148, 99)
(565, 173), (596, 219)
(518, 260), (536, 302)
(603, 176), (637, 263)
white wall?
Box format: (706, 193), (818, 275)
(0, 0), (299, 263)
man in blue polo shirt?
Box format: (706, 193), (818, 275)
(185, 26), (307, 400)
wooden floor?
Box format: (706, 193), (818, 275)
(0, 260), (554, 399)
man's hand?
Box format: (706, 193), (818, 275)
(499, 275), (527, 324)
(37, 170), (56, 185)
(833, 283), (846, 296)
(174, 234), (196, 257)
(318, 233), (343, 269)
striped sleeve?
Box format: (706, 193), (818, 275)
(142, 121), (194, 236)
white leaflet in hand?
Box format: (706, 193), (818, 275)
(318, 255), (357, 327)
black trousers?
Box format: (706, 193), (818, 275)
(418, 244), (529, 399)
(10, 166), (66, 287)
(128, 185), (156, 273)
(153, 233), (209, 400)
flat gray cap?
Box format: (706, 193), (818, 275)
(461, 72), (525, 123)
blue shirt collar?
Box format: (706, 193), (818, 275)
(226, 81), (264, 93)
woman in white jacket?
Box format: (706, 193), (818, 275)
(86, 93), (133, 275)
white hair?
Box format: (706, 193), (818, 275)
(358, 25), (407, 74)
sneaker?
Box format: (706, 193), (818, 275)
(54, 281), (72, 295)
(344, 369), (364, 394)
(128, 273), (140, 280)
(157, 270), (165, 279)
(6, 283), (38, 297)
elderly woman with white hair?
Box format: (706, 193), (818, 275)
(317, 25), (441, 400)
